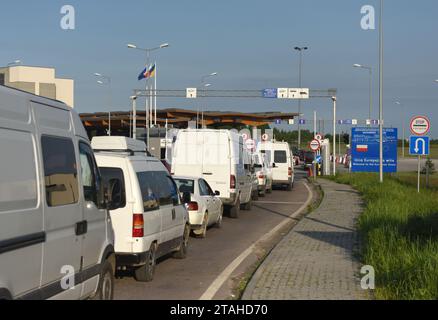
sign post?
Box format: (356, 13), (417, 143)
(410, 135), (430, 193)
(310, 139), (321, 180)
(409, 116), (431, 193)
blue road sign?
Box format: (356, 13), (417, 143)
(315, 155), (322, 163)
(262, 88), (278, 98)
(338, 120), (344, 125)
(274, 119), (282, 125)
(351, 127), (398, 173)
(344, 119), (352, 125)
(299, 119), (306, 125)
(409, 136), (430, 156)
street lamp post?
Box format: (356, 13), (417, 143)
(332, 96), (337, 176)
(127, 42), (169, 148)
(378, 0), (384, 183)
(131, 95), (138, 139)
(353, 64), (373, 123)
(94, 73), (112, 136)
(395, 101), (405, 158)
(198, 72), (218, 129)
(294, 46), (308, 148)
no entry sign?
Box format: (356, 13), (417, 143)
(410, 116), (430, 136)
(309, 139), (321, 152)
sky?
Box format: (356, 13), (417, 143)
(1, 0), (437, 137)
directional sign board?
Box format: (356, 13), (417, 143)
(288, 88), (309, 99)
(262, 88), (278, 98)
(186, 88), (197, 99)
(410, 116), (430, 136)
(410, 136), (430, 156)
(351, 127), (398, 173)
(309, 139), (321, 152)
(315, 134), (323, 141)
(315, 155), (322, 163)
(277, 88), (289, 99)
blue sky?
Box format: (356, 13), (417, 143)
(1, 0), (437, 137)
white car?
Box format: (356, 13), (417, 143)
(92, 137), (190, 283)
(0, 85), (122, 300)
(174, 176), (224, 238)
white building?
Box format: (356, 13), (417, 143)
(0, 65), (74, 108)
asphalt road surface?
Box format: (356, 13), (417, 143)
(114, 169), (311, 300)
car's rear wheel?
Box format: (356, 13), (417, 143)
(134, 244), (157, 282)
(228, 199), (240, 219)
(193, 213), (208, 238)
(215, 207), (223, 228)
(93, 259), (114, 300)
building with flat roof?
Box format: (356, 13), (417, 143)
(0, 65), (74, 107)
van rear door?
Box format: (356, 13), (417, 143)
(201, 131), (231, 198)
(172, 131), (204, 177)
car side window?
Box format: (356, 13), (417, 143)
(79, 142), (100, 205)
(41, 135), (79, 207)
(100, 167), (126, 208)
(204, 180), (215, 196)
(137, 172), (160, 212)
(166, 176), (180, 206)
(198, 179), (210, 196)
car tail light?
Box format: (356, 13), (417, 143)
(230, 175), (236, 189)
(258, 173), (265, 179)
(186, 202), (199, 211)
(288, 167), (293, 176)
(132, 214), (144, 238)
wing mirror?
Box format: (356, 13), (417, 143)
(272, 163), (277, 168)
(107, 178), (123, 210)
(215, 190), (221, 196)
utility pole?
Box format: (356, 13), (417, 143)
(294, 46), (308, 148)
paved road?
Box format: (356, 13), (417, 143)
(114, 170), (311, 300)
(243, 179), (368, 300)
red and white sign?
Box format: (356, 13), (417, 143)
(262, 133), (270, 141)
(242, 133), (249, 141)
(245, 139), (256, 151)
(356, 145), (368, 153)
(309, 139), (321, 152)
(315, 133), (323, 141)
(410, 116), (430, 136)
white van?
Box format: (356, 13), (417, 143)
(258, 141), (295, 191)
(92, 137), (190, 282)
(171, 129), (253, 219)
(0, 85), (122, 300)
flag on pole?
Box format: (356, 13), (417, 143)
(138, 64), (156, 80)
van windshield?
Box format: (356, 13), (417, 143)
(274, 150), (287, 163)
(174, 178), (195, 194)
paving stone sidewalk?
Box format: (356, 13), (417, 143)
(242, 179), (369, 300)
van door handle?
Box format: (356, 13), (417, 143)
(172, 209), (176, 220)
(75, 221), (88, 236)
(203, 172), (213, 175)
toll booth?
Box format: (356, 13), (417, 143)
(320, 139), (331, 176)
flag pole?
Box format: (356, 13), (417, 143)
(154, 61), (157, 126)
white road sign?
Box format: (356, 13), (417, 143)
(186, 88), (197, 99)
(410, 116), (430, 136)
(277, 88), (289, 99)
(245, 139), (256, 151)
(287, 88), (309, 99)
(309, 139), (321, 152)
